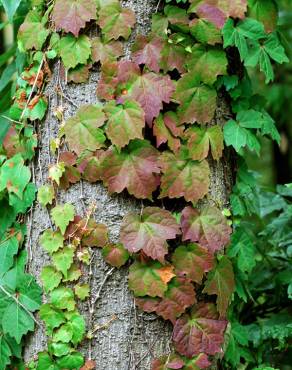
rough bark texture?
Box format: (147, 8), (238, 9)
(24, 1), (233, 369)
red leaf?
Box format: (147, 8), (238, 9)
(173, 303), (227, 357)
(159, 151), (210, 203)
(102, 243), (130, 268)
(120, 207), (181, 262)
(82, 219), (108, 248)
(155, 277), (196, 324)
(100, 140), (161, 200)
(52, 0), (97, 36)
(151, 354), (185, 370)
(78, 150), (105, 183)
(203, 256), (235, 317)
(181, 206), (232, 253)
(91, 37), (123, 64)
(172, 244), (214, 284)
(132, 34), (164, 73)
(97, 61), (175, 126)
(183, 353), (211, 369)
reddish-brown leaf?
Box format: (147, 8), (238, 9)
(203, 256), (235, 317)
(156, 277), (196, 323)
(172, 244), (214, 284)
(80, 360), (96, 370)
(78, 150), (105, 183)
(100, 140), (161, 200)
(181, 206), (232, 253)
(120, 207), (181, 263)
(132, 34), (164, 73)
(159, 151), (210, 204)
(151, 354), (185, 370)
(52, 0), (97, 36)
(173, 303), (227, 357)
(102, 243), (130, 268)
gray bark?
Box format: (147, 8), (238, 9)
(25, 1), (233, 369)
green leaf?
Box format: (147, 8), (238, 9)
(9, 183), (36, 214)
(0, 334), (12, 370)
(50, 287), (75, 311)
(63, 105), (106, 155)
(98, 3), (136, 42)
(0, 236), (18, 276)
(38, 185), (55, 207)
(18, 10), (50, 51)
(128, 260), (175, 298)
(172, 243), (214, 284)
(39, 230), (64, 254)
(248, 0), (278, 32)
(40, 266), (62, 293)
(203, 256), (235, 317)
(190, 19), (222, 45)
(174, 72), (217, 124)
(74, 284), (90, 300)
(53, 323), (73, 343)
(36, 352), (59, 370)
(59, 34), (91, 70)
(39, 304), (66, 331)
(52, 245), (74, 277)
(1, 0), (22, 22)
(48, 163), (65, 185)
(159, 151), (210, 203)
(0, 154), (31, 199)
(51, 204), (75, 235)
(104, 100), (145, 149)
(66, 312), (86, 345)
(2, 301), (34, 343)
(17, 274), (41, 311)
(56, 351), (84, 369)
(49, 342), (71, 357)
(223, 119), (247, 153)
(185, 125), (224, 161)
(186, 44), (228, 85)
(0, 61), (16, 92)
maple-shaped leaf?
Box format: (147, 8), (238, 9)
(0, 154), (31, 199)
(104, 100), (145, 149)
(51, 204), (75, 235)
(59, 34), (91, 70)
(63, 105), (106, 155)
(135, 297), (160, 313)
(100, 139), (160, 199)
(174, 73), (217, 125)
(172, 244), (214, 284)
(203, 256), (235, 317)
(91, 37), (123, 64)
(189, 18), (222, 45)
(160, 35), (188, 74)
(153, 112), (184, 154)
(156, 277), (196, 324)
(102, 243), (130, 268)
(78, 150), (105, 183)
(159, 151), (210, 204)
(185, 125), (224, 161)
(52, 0), (97, 37)
(172, 302), (227, 357)
(132, 34), (164, 73)
(97, 61), (175, 126)
(18, 10), (50, 51)
(181, 206), (231, 253)
(68, 64), (91, 84)
(183, 354), (211, 370)
(186, 45), (227, 85)
(38, 184), (55, 207)
(81, 219), (109, 248)
(48, 162), (65, 186)
(39, 229), (64, 255)
(41, 266), (62, 293)
(120, 207), (181, 263)
(98, 3), (136, 42)
(189, 0), (247, 29)
(52, 245), (75, 277)
(128, 260), (175, 298)
(59, 152), (81, 190)
(151, 354), (185, 370)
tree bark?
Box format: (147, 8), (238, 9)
(24, 1), (234, 368)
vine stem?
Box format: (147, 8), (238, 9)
(0, 284), (40, 326)
(20, 56), (45, 122)
(92, 267), (115, 307)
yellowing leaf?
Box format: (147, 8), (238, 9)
(51, 204), (75, 235)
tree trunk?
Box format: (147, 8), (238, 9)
(24, 1), (234, 368)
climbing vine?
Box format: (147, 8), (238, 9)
(0, 0), (288, 369)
